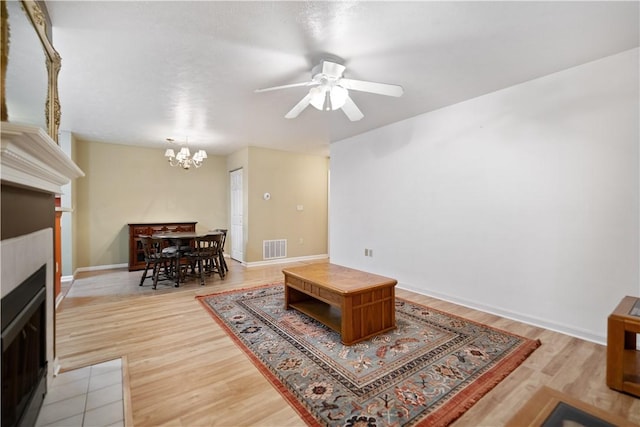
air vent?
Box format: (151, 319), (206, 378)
(263, 239), (287, 260)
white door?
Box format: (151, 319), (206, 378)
(230, 168), (244, 262)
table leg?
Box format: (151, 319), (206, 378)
(174, 238), (183, 287)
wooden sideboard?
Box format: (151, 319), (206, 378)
(128, 222), (197, 271)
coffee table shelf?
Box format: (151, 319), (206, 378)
(289, 299), (342, 333)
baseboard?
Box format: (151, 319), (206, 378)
(72, 256), (329, 271)
(74, 263), (128, 275)
(398, 282), (606, 345)
(52, 357), (61, 376)
(244, 254), (328, 268)
(55, 292), (64, 309)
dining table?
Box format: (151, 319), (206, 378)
(150, 231), (223, 286)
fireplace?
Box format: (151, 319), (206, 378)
(1, 265), (47, 427)
(1, 124), (84, 427)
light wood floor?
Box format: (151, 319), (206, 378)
(55, 259), (640, 426)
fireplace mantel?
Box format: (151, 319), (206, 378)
(1, 122), (84, 194)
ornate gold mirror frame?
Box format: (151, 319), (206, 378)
(1, 0), (61, 142)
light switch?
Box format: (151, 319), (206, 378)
(296, 205), (304, 211)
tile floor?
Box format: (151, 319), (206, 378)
(36, 358), (124, 427)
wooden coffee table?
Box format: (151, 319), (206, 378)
(282, 263), (397, 345)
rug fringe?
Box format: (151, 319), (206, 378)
(415, 339), (542, 427)
(195, 282), (281, 300)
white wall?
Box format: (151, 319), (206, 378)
(330, 48), (639, 344)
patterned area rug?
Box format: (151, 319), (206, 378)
(197, 284), (541, 427)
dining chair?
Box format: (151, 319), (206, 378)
(139, 236), (177, 289)
(184, 234), (224, 285)
(211, 228), (228, 275)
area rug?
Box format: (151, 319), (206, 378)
(197, 284), (541, 427)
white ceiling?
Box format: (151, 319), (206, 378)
(47, 1), (639, 157)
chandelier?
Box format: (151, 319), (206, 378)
(164, 138), (207, 169)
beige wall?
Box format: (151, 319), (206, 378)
(74, 140), (228, 268)
(71, 135), (80, 272)
(246, 147), (328, 263)
(72, 141), (328, 269)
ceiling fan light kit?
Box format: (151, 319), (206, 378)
(255, 59), (403, 121)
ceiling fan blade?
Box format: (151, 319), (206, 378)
(339, 78), (404, 97)
(285, 93), (313, 119)
(255, 81), (317, 93)
(341, 96), (364, 121)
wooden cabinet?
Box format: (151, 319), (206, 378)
(606, 296), (640, 398)
(128, 222), (196, 271)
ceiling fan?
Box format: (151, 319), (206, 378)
(255, 60), (403, 121)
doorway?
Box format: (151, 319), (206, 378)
(229, 168), (244, 262)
